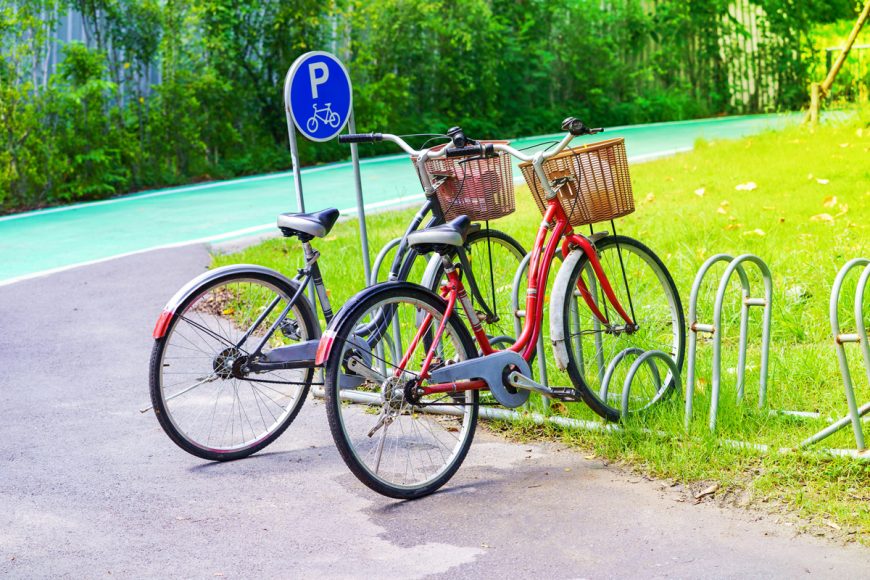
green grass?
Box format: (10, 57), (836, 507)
(213, 112), (870, 542)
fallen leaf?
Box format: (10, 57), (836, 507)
(836, 204), (849, 216)
(717, 207), (728, 215)
(779, 217), (785, 223)
(720, 200), (730, 207)
(824, 520), (841, 531)
(823, 195), (837, 207)
(694, 187), (705, 196)
(840, 143), (850, 148)
(564, 467), (572, 472)
(695, 483), (719, 499)
(644, 192), (655, 203)
(584, 454), (596, 460)
(763, 206), (776, 211)
(807, 173), (814, 180)
(725, 223), (742, 231)
(817, 178), (829, 185)
(735, 181), (757, 191)
(743, 229), (766, 236)
(810, 213), (835, 223)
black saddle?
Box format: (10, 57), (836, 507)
(406, 216), (473, 254)
(277, 208), (340, 240)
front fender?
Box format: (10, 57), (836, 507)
(549, 248), (585, 371)
(152, 264), (303, 339)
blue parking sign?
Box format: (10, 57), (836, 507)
(285, 51), (352, 142)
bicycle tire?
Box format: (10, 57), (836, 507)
(150, 270), (319, 461)
(323, 282), (479, 499)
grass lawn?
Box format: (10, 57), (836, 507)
(213, 112), (870, 542)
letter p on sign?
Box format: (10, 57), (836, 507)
(309, 62), (329, 99)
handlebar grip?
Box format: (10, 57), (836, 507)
(445, 144), (484, 158)
(338, 133), (383, 144)
(444, 143), (498, 159)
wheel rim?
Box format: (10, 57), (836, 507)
(566, 240), (682, 414)
(158, 278), (310, 454)
(333, 294), (475, 491)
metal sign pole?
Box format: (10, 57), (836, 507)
(283, 76), (315, 306)
(284, 108), (306, 214)
(347, 110), (372, 285)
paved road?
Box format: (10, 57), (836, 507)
(1, 246), (867, 578)
(0, 113), (801, 284)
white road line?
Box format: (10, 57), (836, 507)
(0, 145), (694, 287)
(0, 153), (409, 224)
(1, 112), (777, 224)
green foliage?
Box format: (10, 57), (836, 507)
(0, 0), (860, 212)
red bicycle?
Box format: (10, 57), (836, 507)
(317, 118), (686, 498)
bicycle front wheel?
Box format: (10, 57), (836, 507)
(150, 271), (319, 461)
(558, 236), (685, 421)
(323, 283), (479, 499)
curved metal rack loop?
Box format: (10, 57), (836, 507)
(801, 259), (870, 451)
(621, 351), (682, 416)
(599, 347), (661, 402)
(684, 253), (773, 431)
(370, 236), (404, 285)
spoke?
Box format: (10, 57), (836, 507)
(178, 314), (243, 352)
(164, 373), (219, 402)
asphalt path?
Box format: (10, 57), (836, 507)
(1, 245), (867, 578)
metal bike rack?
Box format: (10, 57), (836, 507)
(370, 236), (404, 285)
(800, 259), (870, 452)
(685, 254), (772, 431)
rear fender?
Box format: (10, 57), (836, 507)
(152, 264), (303, 339)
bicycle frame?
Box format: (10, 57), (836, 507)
(406, 194), (636, 397)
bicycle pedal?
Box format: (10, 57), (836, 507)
(549, 388), (583, 402)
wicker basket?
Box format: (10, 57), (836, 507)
(413, 141), (515, 222)
(519, 138), (634, 227)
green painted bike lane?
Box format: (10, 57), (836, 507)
(0, 113), (798, 284)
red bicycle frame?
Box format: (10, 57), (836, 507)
(398, 196), (636, 396)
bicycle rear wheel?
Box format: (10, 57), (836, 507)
(558, 236), (685, 421)
(322, 283), (479, 499)
(150, 271), (318, 461)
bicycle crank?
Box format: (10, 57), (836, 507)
(506, 372), (584, 402)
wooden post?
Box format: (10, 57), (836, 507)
(821, 1), (870, 96)
(805, 0), (870, 124)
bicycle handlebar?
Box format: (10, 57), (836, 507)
(445, 143), (496, 159)
(338, 117), (603, 165)
(338, 133), (384, 144)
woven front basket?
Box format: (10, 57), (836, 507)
(519, 138), (634, 227)
(413, 141), (515, 222)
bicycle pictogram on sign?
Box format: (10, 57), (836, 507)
(306, 103), (341, 134)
